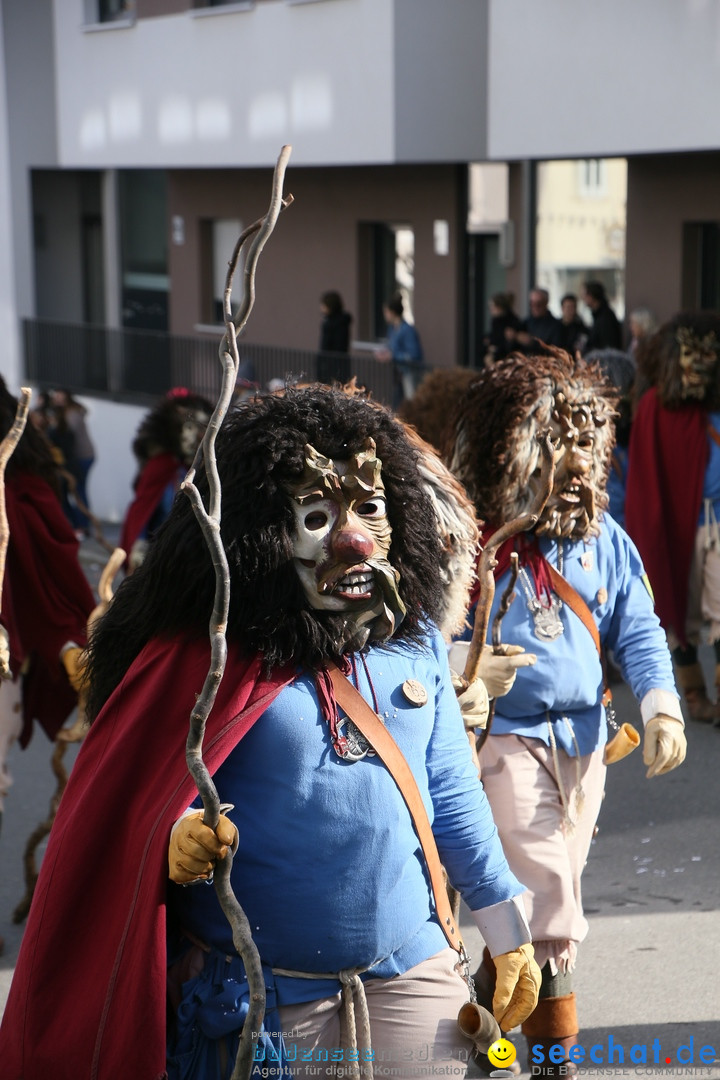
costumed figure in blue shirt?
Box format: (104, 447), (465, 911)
(626, 311), (720, 725)
(444, 350), (686, 1077)
(1, 386), (542, 1080)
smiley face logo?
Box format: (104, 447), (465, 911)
(487, 1038), (517, 1069)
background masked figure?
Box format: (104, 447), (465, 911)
(1, 386), (540, 1080)
(625, 311), (720, 725)
(119, 387), (212, 572)
(444, 351), (686, 1077)
(0, 378), (94, 833)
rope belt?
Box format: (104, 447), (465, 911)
(271, 966), (373, 1079)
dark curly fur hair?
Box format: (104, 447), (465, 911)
(130, 391), (214, 479)
(634, 310), (720, 411)
(0, 379), (61, 494)
(85, 386), (445, 721)
(397, 367), (478, 453)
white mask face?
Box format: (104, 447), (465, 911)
(179, 411), (209, 463)
(291, 490), (389, 612)
(287, 440), (405, 646)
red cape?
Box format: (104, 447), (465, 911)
(120, 453), (182, 557)
(0, 636), (294, 1080)
(625, 388), (708, 645)
(2, 474), (96, 744)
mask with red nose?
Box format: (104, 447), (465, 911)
(287, 439), (405, 651)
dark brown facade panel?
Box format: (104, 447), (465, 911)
(167, 165), (465, 370)
(625, 152), (720, 324)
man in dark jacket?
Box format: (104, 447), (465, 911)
(514, 288), (562, 353)
(582, 280), (623, 352)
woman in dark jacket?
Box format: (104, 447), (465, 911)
(317, 290), (352, 384)
(482, 292), (522, 364)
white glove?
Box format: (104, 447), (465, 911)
(128, 538), (149, 573)
(448, 642), (537, 699)
(450, 670), (490, 730)
(643, 714), (686, 779)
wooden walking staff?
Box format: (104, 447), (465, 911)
(180, 145), (293, 1080)
(0, 387), (31, 680)
(462, 432), (556, 751)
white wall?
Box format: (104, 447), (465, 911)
(488, 0), (720, 160)
(54, 0), (396, 167)
(70, 395), (145, 524)
(53, 0), (491, 168)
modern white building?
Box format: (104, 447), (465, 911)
(2, 0), (720, 519)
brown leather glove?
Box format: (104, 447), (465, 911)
(492, 942), (542, 1030)
(61, 644), (87, 693)
(168, 810), (238, 884)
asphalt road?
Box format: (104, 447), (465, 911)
(0, 534), (718, 1078)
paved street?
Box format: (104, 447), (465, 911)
(0, 534), (718, 1077)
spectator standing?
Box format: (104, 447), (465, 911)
(556, 293), (588, 356)
(581, 280), (623, 352)
(482, 292), (523, 365)
(377, 292), (424, 407)
(317, 290), (352, 385)
(42, 395), (78, 531)
(585, 348), (636, 529)
(51, 389), (96, 534)
(514, 288), (562, 353)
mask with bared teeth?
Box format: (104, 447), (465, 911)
(447, 350), (616, 542)
(534, 393), (605, 539)
(287, 439), (406, 651)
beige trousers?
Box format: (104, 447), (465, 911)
(479, 732), (606, 974)
(275, 948), (474, 1079)
(679, 520), (720, 648)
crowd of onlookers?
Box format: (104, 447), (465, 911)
(481, 279), (650, 366)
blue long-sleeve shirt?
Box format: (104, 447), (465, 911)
(387, 320), (423, 366)
(171, 629), (522, 1004)
(460, 515), (677, 757)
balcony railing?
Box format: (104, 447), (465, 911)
(22, 318), (407, 408)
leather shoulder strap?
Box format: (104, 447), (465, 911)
(327, 662), (464, 957)
(546, 562), (601, 654)
(546, 562), (612, 707)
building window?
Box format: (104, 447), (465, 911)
(118, 170), (168, 332)
(682, 223), (720, 310)
(577, 159), (608, 199)
(537, 158), (626, 320)
(200, 219), (243, 324)
(86, 0), (135, 23)
(358, 223), (416, 341)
